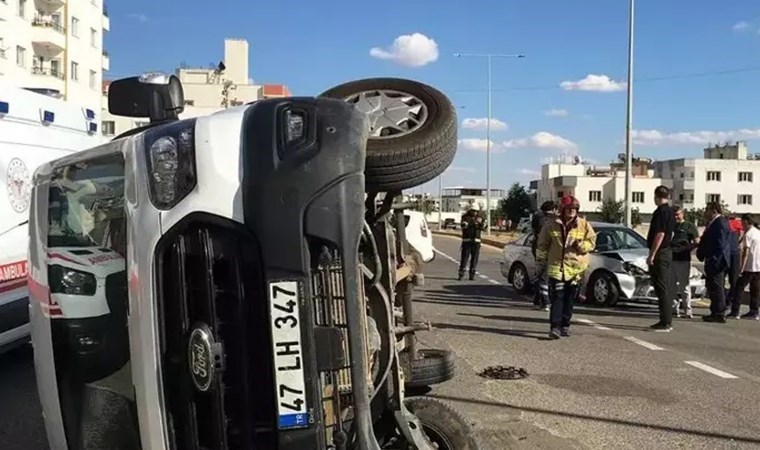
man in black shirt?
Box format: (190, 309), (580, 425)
(647, 185), (676, 332)
(670, 206), (699, 319)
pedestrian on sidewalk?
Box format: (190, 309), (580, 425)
(531, 201), (557, 310)
(670, 205), (699, 319)
(697, 202), (731, 323)
(458, 203), (487, 280)
(647, 186), (676, 332)
(727, 214), (760, 320)
(536, 195), (596, 339)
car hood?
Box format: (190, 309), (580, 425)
(598, 248), (649, 268)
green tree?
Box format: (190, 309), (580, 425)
(500, 183), (532, 223)
(598, 198), (625, 224)
(597, 199), (642, 227)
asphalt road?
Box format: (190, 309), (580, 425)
(2, 235), (759, 449)
(418, 235), (760, 449)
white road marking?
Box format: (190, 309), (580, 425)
(684, 361), (739, 379)
(575, 317), (612, 331)
(434, 248), (504, 286)
(624, 336), (665, 351)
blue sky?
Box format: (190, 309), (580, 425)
(106, 0), (760, 193)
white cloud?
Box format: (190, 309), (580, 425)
(733, 21), (751, 32)
(458, 138), (503, 152)
(369, 33), (439, 67)
(127, 13), (149, 23)
(560, 74), (626, 93)
(515, 168), (540, 177)
(461, 117), (508, 131)
(445, 166), (477, 174)
(544, 108), (569, 117)
(502, 132), (578, 151)
(632, 128), (760, 146)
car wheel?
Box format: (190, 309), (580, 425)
(511, 263), (531, 294)
(404, 397), (482, 450)
(319, 78), (457, 192)
(402, 349), (455, 389)
(587, 271), (620, 307)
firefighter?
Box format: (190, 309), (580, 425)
(536, 195), (597, 339)
(459, 203), (487, 280)
(531, 201), (557, 310)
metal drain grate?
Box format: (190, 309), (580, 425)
(478, 366), (529, 380)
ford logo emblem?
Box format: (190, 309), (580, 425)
(187, 323), (222, 392)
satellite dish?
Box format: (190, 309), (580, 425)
(574, 155), (582, 165)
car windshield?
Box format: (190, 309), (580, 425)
(595, 227), (647, 252)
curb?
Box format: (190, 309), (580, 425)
(431, 230), (513, 249)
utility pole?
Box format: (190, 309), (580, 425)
(453, 52), (525, 235)
(437, 174), (443, 230)
(624, 0), (635, 227)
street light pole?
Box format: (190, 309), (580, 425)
(437, 174), (443, 230)
(624, 0), (635, 227)
(454, 52), (525, 236)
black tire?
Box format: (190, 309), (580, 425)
(320, 77), (457, 191)
(510, 262), (532, 294)
(404, 397), (482, 450)
(403, 349), (455, 389)
(587, 271), (620, 307)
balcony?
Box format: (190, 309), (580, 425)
(29, 66), (66, 92)
(34, 0), (66, 11)
(102, 4), (110, 31)
(102, 50), (109, 71)
(31, 16), (66, 51)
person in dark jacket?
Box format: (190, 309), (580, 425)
(697, 202), (732, 323)
(647, 185), (676, 332)
(670, 206), (699, 319)
(458, 203), (487, 280)
(531, 201), (557, 309)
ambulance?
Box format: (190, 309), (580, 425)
(0, 81), (107, 352)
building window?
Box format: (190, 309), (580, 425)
(16, 46), (25, 67)
(184, 99), (195, 106)
(102, 121), (115, 136)
(739, 194), (753, 206)
(557, 191), (564, 198)
(679, 172), (684, 178)
(679, 194), (684, 201)
(70, 61), (79, 81)
(90, 28), (97, 47)
(739, 172), (753, 182)
(707, 194), (721, 204)
(18, 0), (26, 18)
(588, 191), (602, 202)
(71, 17), (79, 37)
(706, 171), (721, 181)
(89, 70), (96, 89)
(632, 192), (645, 203)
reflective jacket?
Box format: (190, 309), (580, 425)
(461, 213), (487, 243)
(536, 217), (597, 282)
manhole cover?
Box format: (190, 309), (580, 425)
(478, 365), (528, 380)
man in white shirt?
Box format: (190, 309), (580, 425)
(729, 214), (760, 320)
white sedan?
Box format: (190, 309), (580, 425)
(500, 222), (706, 307)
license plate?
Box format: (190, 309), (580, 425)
(269, 280), (309, 429)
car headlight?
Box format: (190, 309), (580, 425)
(143, 119), (197, 210)
(48, 265), (97, 296)
(623, 261), (648, 276)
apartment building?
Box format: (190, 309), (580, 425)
(0, 0), (110, 114)
(654, 142), (760, 214)
(441, 187), (506, 213)
(101, 38), (291, 137)
(535, 154), (671, 216)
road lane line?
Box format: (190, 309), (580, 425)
(624, 336), (665, 351)
(575, 317), (612, 331)
(488, 279), (501, 285)
(684, 361), (739, 379)
(479, 274), (488, 279)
